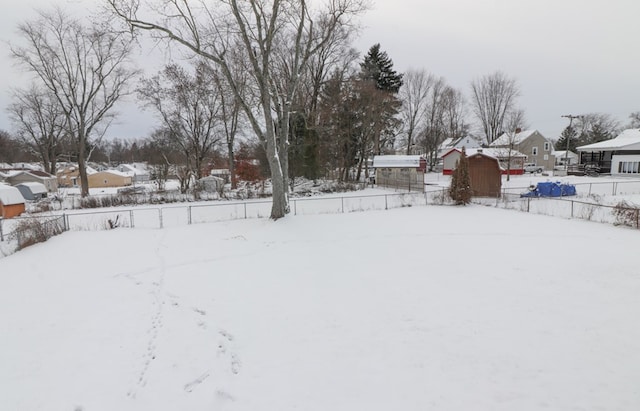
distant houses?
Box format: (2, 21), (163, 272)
(442, 147), (527, 175)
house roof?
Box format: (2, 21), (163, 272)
(0, 184), (25, 206)
(490, 129), (538, 146)
(552, 150), (578, 158)
(577, 128), (640, 151)
(29, 170), (55, 178)
(17, 182), (47, 194)
(372, 155), (424, 168)
(443, 147), (526, 159)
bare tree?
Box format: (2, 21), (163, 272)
(574, 113), (621, 145)
(210, 64), (245, 190)
(494, 109), (528, 181)
(138, 62), (223, 189)
(418, 76), (447, 167)
(628, 112), (640, 129)
(107, 0), (368, 219)
(11, 7), (138, 196)
(7, 85), (68, 174)
(399, 69), (435, 154)
(440, 86), (468, 144)
(470, 71), (520, 145)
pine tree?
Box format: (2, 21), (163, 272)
(449, 148), (472, 205)
(360, 44), (403, 92)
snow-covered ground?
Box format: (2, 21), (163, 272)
(1, 205), (639, 411)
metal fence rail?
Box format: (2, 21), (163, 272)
(60, 190), (446, 231)
(476, 192), (640, 228)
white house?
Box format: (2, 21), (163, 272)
(552, 150), (579, 167)
(577, 128), (640, 175)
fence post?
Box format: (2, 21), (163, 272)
(527, 197), (530, 212)
(187, 206), (192, 225)
(244, 202), (247, 219)
(613, 182), (617, 196)
(0, 218), (3, 241)
(64, 213), (69, 231)
(130, 210), (135, 228)
(636, 209), (639, 229)
(385, 195), (388, 210)
(341, 197), (344, 213)
(158, 208), (163, 229)
(294, 200), (297, 216)
(589, 183), (592, 196)
(571, 201), (574, 218)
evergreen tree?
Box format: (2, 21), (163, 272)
(556, 125), (578, 153)
(360, 43), (403, 92)
(357, 44), (403, 155)
(449, 148), (472, 205)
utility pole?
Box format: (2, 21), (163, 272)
(561, 114), (583, 171)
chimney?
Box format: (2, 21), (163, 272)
(515, 128), (522, 134)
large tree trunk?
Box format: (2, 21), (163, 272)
(78, 136), (89, 197)
(265, 134), (288, 219)
(228, 141), (237, 190)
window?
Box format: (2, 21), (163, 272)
(543, 154), (549, 161)
(618, 161), (640, 174)
(532, 147), (538, 156)
(544, 142), (550, 151)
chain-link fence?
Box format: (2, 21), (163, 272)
(475, 192), (640, 229)
(0, 215), (67, 254)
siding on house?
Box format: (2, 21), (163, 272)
(490, 130), (555, 171)
(87, 171), (133, 188)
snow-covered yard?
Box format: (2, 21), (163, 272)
(1, 205), (639, 411)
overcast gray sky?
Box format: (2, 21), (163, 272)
(1, 0), (639, 142)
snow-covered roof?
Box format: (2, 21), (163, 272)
(577, 129), (640, 152)
(490, 129), (538, 146)
(0, 184), (25, 205)
(372, 155), (424, 168)
(443, 147), (526, 159)
(99, 169), (132, 178)
(552, 150), (578, 158)
(17, 182), (47, 194)
(118, 163), (150, 175)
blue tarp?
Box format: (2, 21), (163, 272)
(521, 182), (576, 198)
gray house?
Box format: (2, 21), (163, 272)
(490, 129), (555, 171)
(5, 170), (58, 192)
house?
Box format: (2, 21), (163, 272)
(372, 155), (427, 191)
(442, 147), (526, 175)
(5, 170), (58, 192)
(117, 163), (151, 183)
(15, 182), (48, 201)
(87, 170), (133, 188)
(56, 165), (81, 188)
(552, 150), (579, 167)
(438, 135), (482, 157)
(467, 151), (502, 197)
(0, 184), (26, 218)
(576, 129), (640, 175)
(489, 129), (555, 171)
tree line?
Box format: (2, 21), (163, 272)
(2, 1), (639, 219)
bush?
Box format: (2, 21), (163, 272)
(9, 216), (66, 250)
(449, 149), (472, 205)
(613, 200), (640, 228)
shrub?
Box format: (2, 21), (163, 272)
(9, 216), (66, 250)
(449, 148), (472, 205)
(613, 200), (640, 228)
